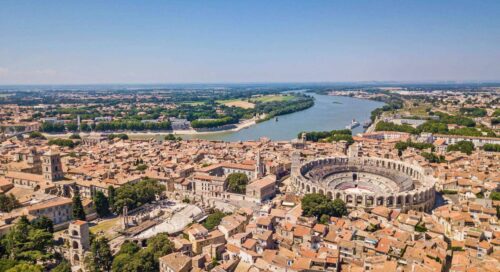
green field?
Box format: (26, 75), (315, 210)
(408, 105), (431, 116)
(217, 95), (295, 104)
(215, 98), (244, 103)
(250, 95), (295, 103)
(216, 98), (255, 109)
(396, 101), (432, 117)
(181, 101), (205, 106)
(89, 217), (121, 238)
(216, 95), (296, 108)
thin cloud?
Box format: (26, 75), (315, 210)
(0, 67), (9, 76)
(33, 69), (58, 76)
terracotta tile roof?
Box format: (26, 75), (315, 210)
(27, 197), (72, 212)
(247, 175), (276, 188)
(226, 244), (240, 254)
(159, 252), (191, 271)
(293, 225), (311, 237)
(192, 174), (226, 182)
(242, 238), (257, 250)
(291, 257), (311, 270)
(72, 220), (87, 225)
(256, 216), (272, 226)
(6, 171), (45, 183)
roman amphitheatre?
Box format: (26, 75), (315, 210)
(292, 156), (436, 212)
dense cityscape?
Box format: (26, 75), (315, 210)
(1, 1), (500, 271)
(0, 84), (499, 272)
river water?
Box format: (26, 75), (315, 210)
(180, 93), (384, 141)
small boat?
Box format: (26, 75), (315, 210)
(363, 120), (372, 128)
(345, 119), (360, 129)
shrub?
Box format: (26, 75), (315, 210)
(29, 131), (46, 139)
(48, 138), (78, 148)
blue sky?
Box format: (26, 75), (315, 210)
(0, 0), (499, 84)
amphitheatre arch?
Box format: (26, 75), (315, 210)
(292, 156), (435, 212)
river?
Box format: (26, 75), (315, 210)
(178, 93), (385, 141)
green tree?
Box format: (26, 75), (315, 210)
(31, 216), (54, 233)
(112, 234), (174, 272)
(211, 257), (220, 267)
(203, 210), (226, 230)
(301, 193), (347, 219)
(112, 179), (164, 214)
(459, 107), (487, 117)
(483, 144), (500, 152)
(447, 141), (475, 155)
(395, 141), (434, 152)
(143, 233), (174, 267)
(490, 192), (500, 201)
(226, 173), (248, 194)
(191, 116), (238, 129)
(69, 133), (81, 139)
(116, 240), (140, 256)
(85, 237), (113, 272)
(93, 191), (110, 218)
(299, 129), (352, 142)
(66, 122), (78, 132)
(28, 131), (46, 139)
(417, 120), (448, 134)
(20, 228), (54, 261)
(48, 138), (78, 148)
(0, 259), (18, 271)
(107, 134), (129, 140)
(375, 121), (417, 134)
(0, 194), (20, 212)
(52, 260), (71, 272)
(164, 134), (177, 141)
(111, 253), (139, 272)
(107, 186), (116, 211)
(415, 223), (428, 233)
(331, 199), (348, 218)
(40, 122), (65, 133)
(319, 214), (330, 224)
(421, 152), (446, 163)
(6, 263), (43, 272)
(72, 191), (86, 220)
(2, 216), (30, 260)
(2, 216), (54, 263)
(112, 241), (141, 272)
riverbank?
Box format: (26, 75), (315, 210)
(42, 94), (383, 142)
(325, 93), (389, 132)
(42, 117), (259, 139)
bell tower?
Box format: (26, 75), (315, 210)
(42, 149), (64, 181)
(255, 151), (265, 179)
(27, 147), (41, 172)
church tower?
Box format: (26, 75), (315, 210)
(27, 147), (41, 172)
(291, 151), (301, 176)
(255, 151), (265, 179)
(42, 149), (64, 181)
(290, 151), (302, 191)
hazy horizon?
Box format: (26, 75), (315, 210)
(1, 0), (500, 84)
(2, 80), (500, 90)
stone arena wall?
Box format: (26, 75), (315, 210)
(292, 157), (436, 212)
